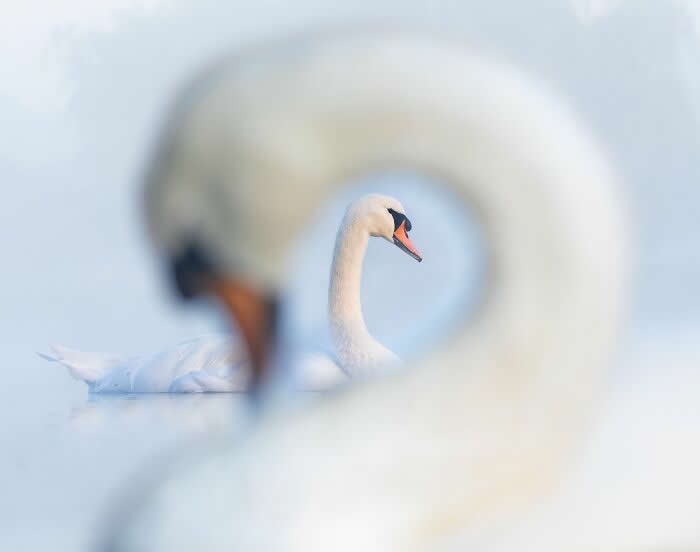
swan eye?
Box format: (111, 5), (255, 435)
(388, 208), (412, 232)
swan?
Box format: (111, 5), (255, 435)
(104, 30), (634, 551)
(40, 194), (421, 392)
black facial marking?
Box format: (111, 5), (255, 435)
(387, 208), (412, 232)
(170, 240), (218, 299)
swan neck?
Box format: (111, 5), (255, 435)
(328, 216), (370, 335)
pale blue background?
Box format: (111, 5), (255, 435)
(1, 1), (699, 550)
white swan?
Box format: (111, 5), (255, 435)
(105, 30), (631, 551)
(40, 193), (421, 392)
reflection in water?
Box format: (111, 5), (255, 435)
(66, 393), (250, 436)
(2, 367), (257, 551)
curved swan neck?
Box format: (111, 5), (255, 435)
(328, 214), (371, 338)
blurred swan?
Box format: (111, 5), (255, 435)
(106, 30), (629, 551)
(40, 194), (421, 392)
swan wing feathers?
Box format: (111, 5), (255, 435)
(39, 334), (248, 392)
(168, 370), (248, 392)
(38, 344), (126, 383)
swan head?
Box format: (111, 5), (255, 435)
(345, 194), (422, 262)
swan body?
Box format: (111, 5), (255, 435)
(107, 30), (634, 552)
(40, 335), (248, 392)
(43, 194), (415, 392)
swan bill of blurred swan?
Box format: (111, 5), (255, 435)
(39, 194), (420, 392)
(106, 30), (626, 551)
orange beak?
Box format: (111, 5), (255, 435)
(393, 220), (422, 262)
